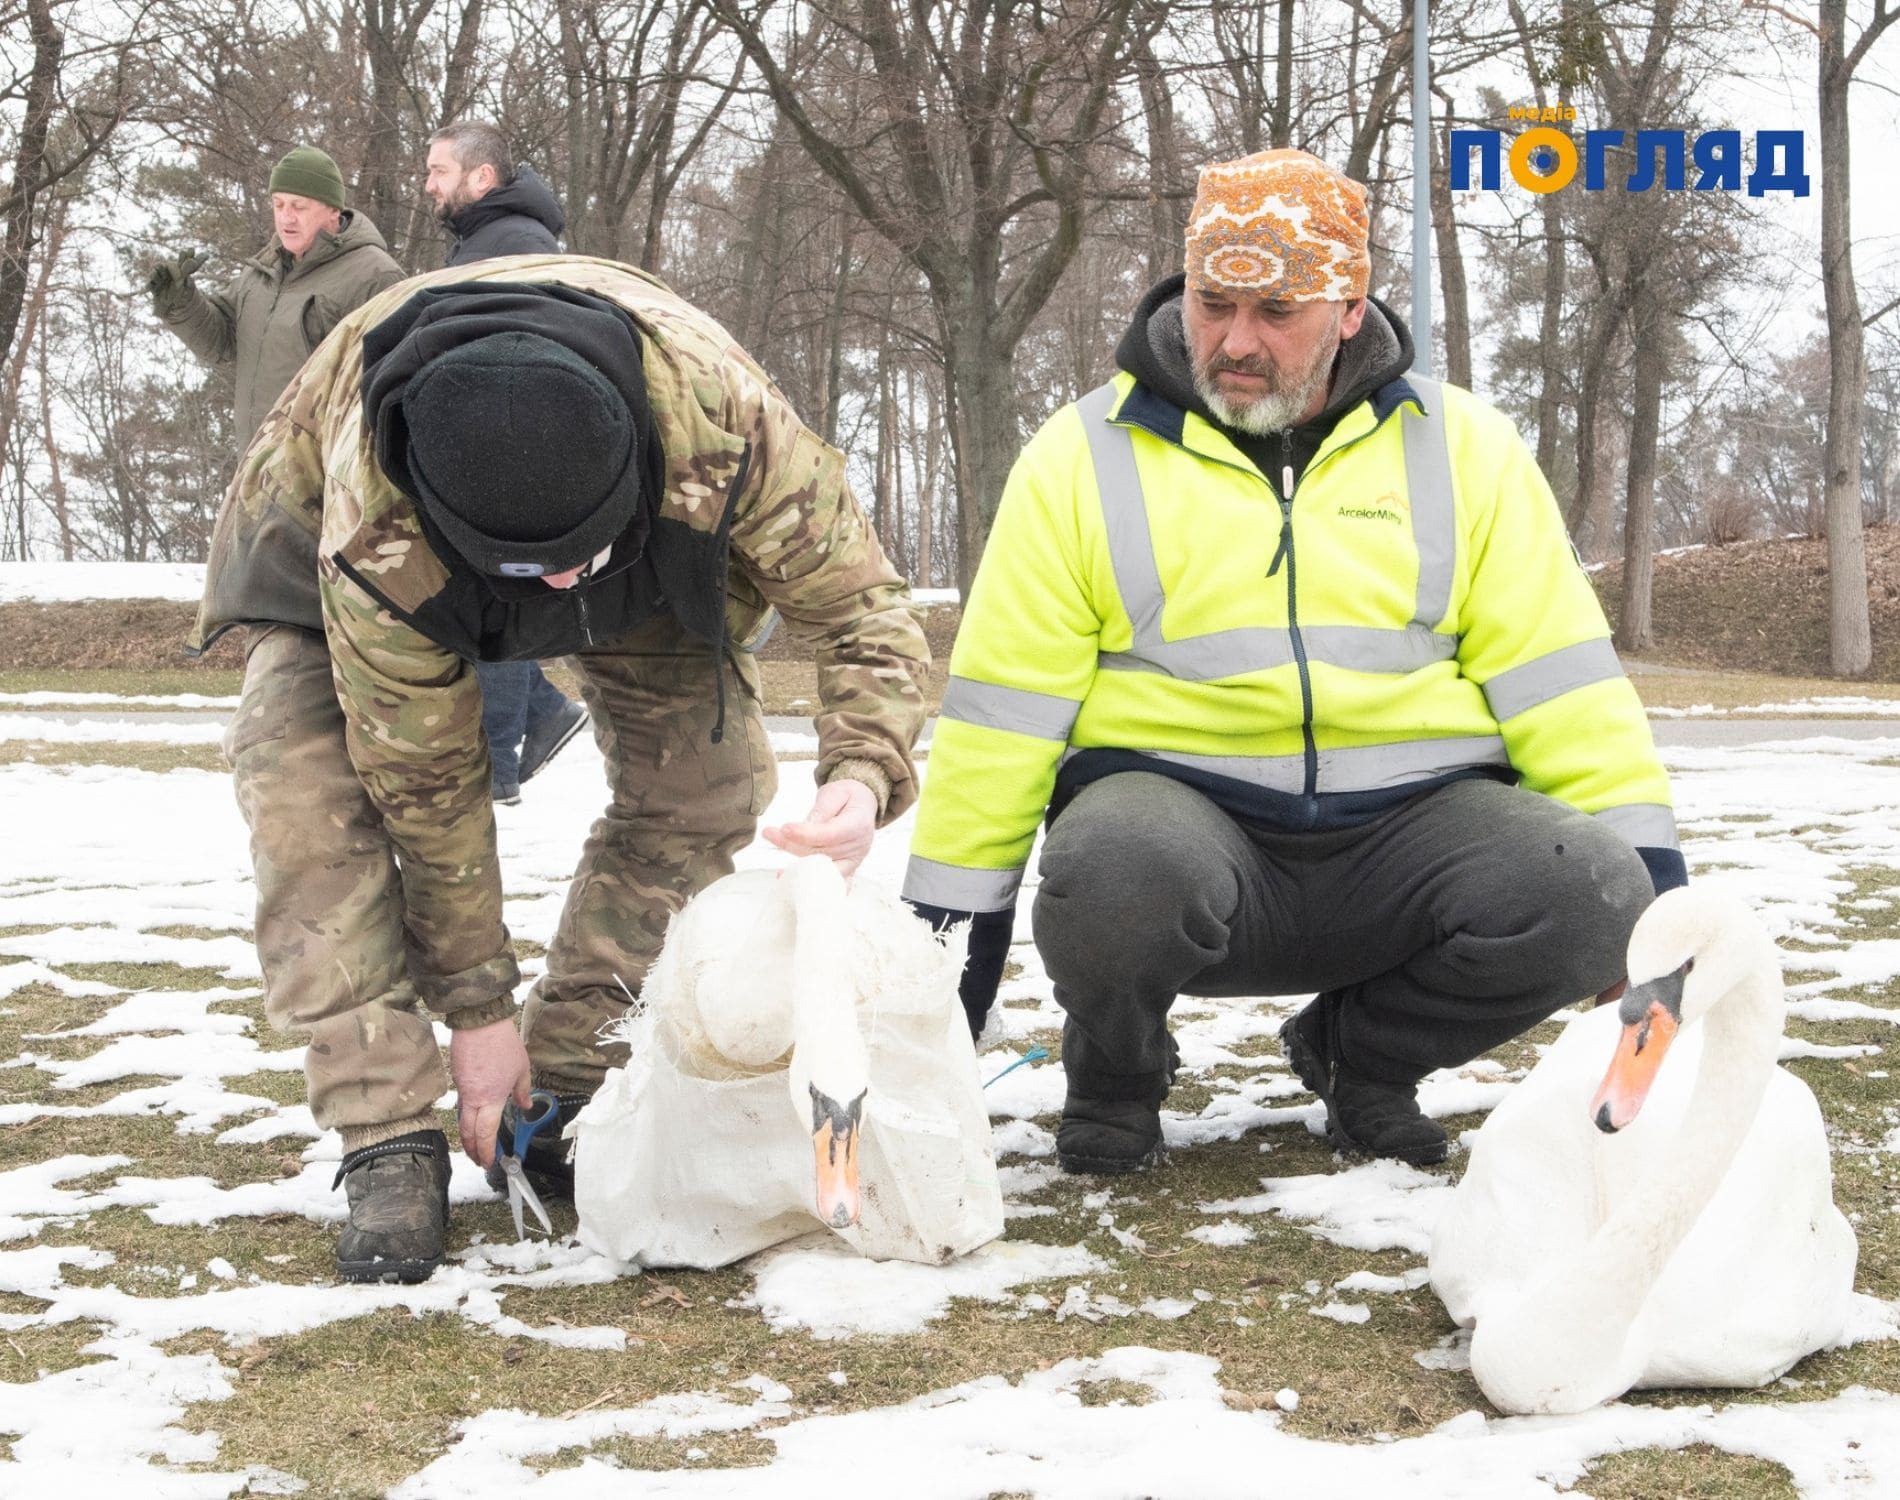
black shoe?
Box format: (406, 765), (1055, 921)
(1057, 1094), (1164, 1175)
(1055, 1029), (1176, 1176)
(1279, 1000), (1448, 1166)
(520, 700), (589, 784)
(334, 1130), (451, 1283)
(483, 1091), (592, 1199)
(492, 782), (522, 806)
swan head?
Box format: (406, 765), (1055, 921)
(806, 1081), (866, 1229)
(1588, 885), (1775, 1133)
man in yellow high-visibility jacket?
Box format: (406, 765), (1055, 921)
(904, 149), (1680, 1174)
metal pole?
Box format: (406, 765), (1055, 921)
(1411, 0), (1433, 377)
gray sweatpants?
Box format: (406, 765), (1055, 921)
(1033, 772), (1654, 1093)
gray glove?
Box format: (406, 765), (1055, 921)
(145, 248), (207, 314)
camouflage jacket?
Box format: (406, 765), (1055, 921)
(192, 256), (930, 1025)
(158, 210), (404, 446)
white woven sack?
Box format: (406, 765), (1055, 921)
(572, 860), (1004, 1269)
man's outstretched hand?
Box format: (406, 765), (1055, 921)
(761, 776), (878, 876)
(145, 248), (207, 311)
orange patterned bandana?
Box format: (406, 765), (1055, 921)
(1185, 149), (1370, 302)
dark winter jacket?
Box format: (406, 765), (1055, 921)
(158, 210), (405, 445)
(444, 167), (565, 266)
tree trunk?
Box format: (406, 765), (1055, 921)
(0, 0), (62, 374)
(31, 202), (69, 557)
(1568, 276), (1629, 544)
(356, 0), (436, 261)
(1272, 0), (1295, 148)
(1428, 110), (1471, 388)
(0, 194), (59, 521)
(944, 312), (1017, 595)
(817, 217), (853, 445)
(1532, 190), (1569, 478)
(1616, 303), (1666, 652)
(1818, 0), (1873, 676)
(1504, 0), (1572, 477)
(1132, 21), (1182, 283)
(441, 0), (485, 121)
(37, 318), (73, 559)
(915, 370), (937, 588)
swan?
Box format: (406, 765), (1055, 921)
(674, 855), (871, 1227)
(1429, 884), (1858, 1416)
(571, 854), (1004, 1268)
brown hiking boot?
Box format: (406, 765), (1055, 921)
(334, 1130), (451, 1283)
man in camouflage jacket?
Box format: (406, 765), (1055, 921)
(191, 257), (930, 1282)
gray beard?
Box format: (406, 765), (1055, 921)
(1192, 357), (1334, 436)
(1194, 378), (1310, 436)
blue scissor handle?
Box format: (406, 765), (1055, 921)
(500, 1088), (560, 1161)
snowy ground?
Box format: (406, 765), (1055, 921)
(2, 709), (1898, 1496)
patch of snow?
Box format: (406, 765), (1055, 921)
(744, 1235), (1106, 1339)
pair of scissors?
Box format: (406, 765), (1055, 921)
(495, 1089), (559, 1240)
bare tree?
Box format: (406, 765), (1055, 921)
(0, 0), (147, 373)
(711, 0), (1143, 590)
(504, 0), (744, 269)
(1813, 0), (1894, 673)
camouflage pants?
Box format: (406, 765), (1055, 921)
(227, 615), (775, 1135)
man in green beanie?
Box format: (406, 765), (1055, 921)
(146, 145), (405, 447)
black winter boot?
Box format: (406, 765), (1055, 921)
(1279, 999), (1448, 1166)
(484, 1091), (592, 1200)
(334, 1130), (451, 1283)
(1056, 1032), (1180, 1176)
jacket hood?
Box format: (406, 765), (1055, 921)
(1113, 272), (1415, 441)
(252, 208), (394, 277)
(449, 166), (567, 242)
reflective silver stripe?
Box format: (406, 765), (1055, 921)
(1099, 623), (1457, 680)
(1592, 803), (1679, 850)
(941, 675), (1080, 741)
(1081, 379), (1462, 684)
(901, 857), (1023, 912)
(1400, 378), (1456, 630)
(1100, 627), (1295, 678)
(1303, 625), (1459, 673)
(1480, 637), (1625, 721)
(1077, 382), (1166, 646)
(1076, 734), (1510, 794)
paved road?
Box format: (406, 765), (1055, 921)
(1645, 718), (1899, 746)
(10, 708), (1900, 751)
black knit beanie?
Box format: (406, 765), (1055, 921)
(399, 330), (640, 576)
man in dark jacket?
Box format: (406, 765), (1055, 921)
(424, 120), (585, 798)
(426, 120), (566, 266)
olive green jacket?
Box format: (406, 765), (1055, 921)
(158, 210), (405, 445)
(191, 256), (929, 1025)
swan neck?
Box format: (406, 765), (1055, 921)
(788, 860), (869, 1095)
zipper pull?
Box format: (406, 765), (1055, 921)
(1267, 497), (1293, 578)
(1267, 431), (1296, 578)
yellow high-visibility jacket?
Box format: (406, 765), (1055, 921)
(904, 370), (1676, 915)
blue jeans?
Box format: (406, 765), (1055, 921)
(477, 660), (571, 790)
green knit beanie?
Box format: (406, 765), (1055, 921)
(268, 145), (345, 210)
